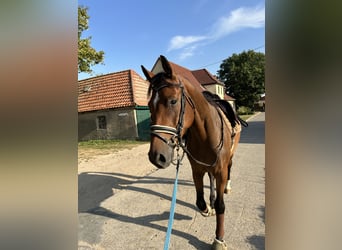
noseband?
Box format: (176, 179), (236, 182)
(149, 77), (189, 148)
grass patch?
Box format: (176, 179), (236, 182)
(239, 114), (254, 121)
(78, 140), (148, 160)
(78, 140), (147, 149)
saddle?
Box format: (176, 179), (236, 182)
(202, 91), (248, 132)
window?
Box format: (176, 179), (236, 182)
(97, 116), (107, 129)
(217, 85), (223, 96)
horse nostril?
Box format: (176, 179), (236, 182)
(159, 154), (166, 163)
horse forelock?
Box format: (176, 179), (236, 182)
(147, 73), (164, 96)
(147, 72), (180, 97)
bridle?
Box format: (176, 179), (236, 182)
(149, 76), (224, 167)
(149, 77), (191, 149)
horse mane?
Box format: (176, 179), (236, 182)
(202, 91), (243, 128)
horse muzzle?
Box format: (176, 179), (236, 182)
(148, 147), (174, 169)
(148, 125), (178, 168)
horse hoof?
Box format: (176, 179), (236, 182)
(200, 203), (216, 217)
(224, 188), (232, 194)
(211, 238), (228, 250)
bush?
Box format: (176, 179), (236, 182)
(237, 106), (253, 115)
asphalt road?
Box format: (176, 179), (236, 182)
(79, 112), (265, 250)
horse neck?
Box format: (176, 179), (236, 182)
(184, 82), (222, 147)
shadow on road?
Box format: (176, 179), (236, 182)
(247, 235), (265, 250)
(79, 171), (211, 249)
(89, 206), (211, 249)
(258, 205), (265, 224)
(78, 172), (197, 213)
(246, 205), (265, 249)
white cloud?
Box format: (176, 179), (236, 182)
(178, 45), (198, 60)
(210, 6), (265, 39)
(167, 5), (265, 59)
(167, 35), (207, 51)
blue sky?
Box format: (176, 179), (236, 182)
(78, 0), (265, 80)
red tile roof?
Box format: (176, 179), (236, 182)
(78, 70), (149, 112)
(191, 69), (224, 86)
(151, 59), (205, 92)
(191, 68), (235, 101)
(169, 62), (205, 92)
(150, 59), (236, 104)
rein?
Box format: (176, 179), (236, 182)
(163, 146), (182, 250)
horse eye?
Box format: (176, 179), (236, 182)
(170, 99), (178, 105)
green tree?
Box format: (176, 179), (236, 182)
(218, 50), (265, 109)
(78, 6), (104, 73)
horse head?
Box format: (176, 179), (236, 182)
(141, 55), (194, 169)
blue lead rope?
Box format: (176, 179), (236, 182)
(163, 163), (180, 250)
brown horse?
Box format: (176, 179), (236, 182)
(141, 55), (243, 250)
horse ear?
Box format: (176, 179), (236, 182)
(141, 65), (154, 82)
(160, 55), (173, 78)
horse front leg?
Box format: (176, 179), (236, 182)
(191, 166), (206, 210)
(208, 172), (216, 209)
(192, 167), (215, 216)
(224, 159), (233, 194)
(212, 170), (229, 250)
